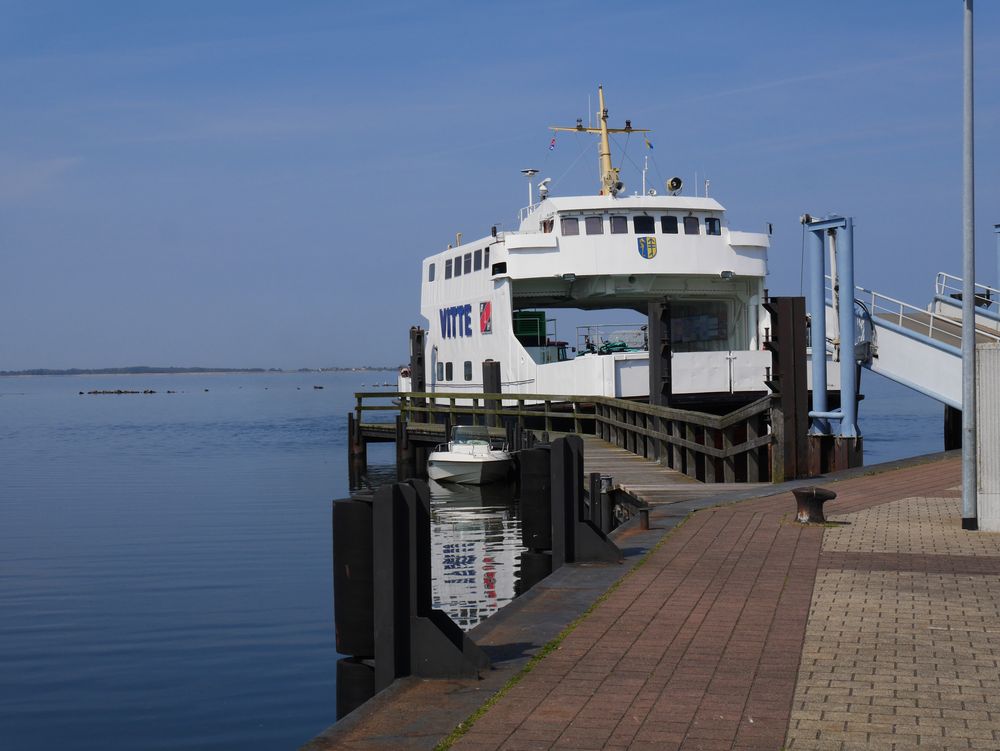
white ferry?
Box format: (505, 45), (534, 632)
(403, 87), (788, 405)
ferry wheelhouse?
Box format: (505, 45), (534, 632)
(406, 87), (780, 405)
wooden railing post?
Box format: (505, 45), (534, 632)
(770, 396), (785, 483)
(704, 427), (718, 483)
(723, 425), (736, 483)
(684, 423), (697, 479)
(749, 411), (764, 482)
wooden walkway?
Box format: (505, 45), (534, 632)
(581, 435), (769, 506)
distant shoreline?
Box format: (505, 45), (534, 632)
(0, 366), (399, 377)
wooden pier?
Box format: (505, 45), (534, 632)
(578, 435), (770, 506)
(348, 390), (787, 495)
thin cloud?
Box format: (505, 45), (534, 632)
(0, 156), (81, 201)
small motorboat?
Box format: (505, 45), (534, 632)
(427, 425), (513, 485)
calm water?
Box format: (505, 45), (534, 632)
(0, 370), (940, 749)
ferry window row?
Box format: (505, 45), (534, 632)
(428, 247), (491, 282)
(436, 361), (474, 381)
(549, 215), (721, 237)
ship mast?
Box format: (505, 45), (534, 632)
(550, 85), (649, 197)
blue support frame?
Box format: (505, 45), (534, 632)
(807, 227), (829, 435)
(836, 218), (858, 438)
(803, 215), (860, 440)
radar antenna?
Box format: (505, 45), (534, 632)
(549, 86), (650, 197)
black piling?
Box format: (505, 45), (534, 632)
(517, 447), (554, 594)
(763, 295), (809, 481)
(944, 404), (962, 450)
(347, 412), (367, 488)
(483, 359), (501, 428)
(331, 480), (489, 719)
(516, 437), (621, 596)
(551, 436), (621, 566)
(395, 415), (417, 481)
(332, 498), (376, 715)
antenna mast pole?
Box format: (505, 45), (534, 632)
(597, 86), (615, 195)
(549, 86), (648, 197)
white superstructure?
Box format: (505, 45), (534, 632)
(410, 87), (776, 401)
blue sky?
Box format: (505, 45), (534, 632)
(1, 0), (998, 369)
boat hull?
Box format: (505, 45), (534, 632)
(426, 452), (512, 485)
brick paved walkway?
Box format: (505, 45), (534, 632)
(450, 458), (974, 751)
(786, 462), (1000, 751)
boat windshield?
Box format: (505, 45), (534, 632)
(451, 425), (494, 445)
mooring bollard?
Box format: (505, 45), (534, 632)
(792, 485), (837, 523)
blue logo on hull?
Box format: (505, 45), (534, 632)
(439, 304), (473, 338)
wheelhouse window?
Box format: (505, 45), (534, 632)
(484, 247), (490, 269)
(428, 263), (436, 281)
(585, 216), (603, 235)
(633, 215), (655, 234)
(473, 249), (482, 271)
(661, 216), (678, 234)
(463, 253), (472, 274)
(445, 259), (453, 279)
(705, 217), (721, 236)
(683, 216), (700, 235)
(560, 217), (579, 236)
(437, 362), (444, 380)
(445, 362), (453, 381)
(464, 361), (472, 381)
(541, 218), (554, 233)
(610, 215), (628, 234)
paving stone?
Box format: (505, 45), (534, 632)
(785, 462), (1000, 751)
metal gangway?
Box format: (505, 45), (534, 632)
(832, 272), (1000, 409)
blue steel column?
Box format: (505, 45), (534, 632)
(808, 228), (829, 435)
(836, 220), (858, 438)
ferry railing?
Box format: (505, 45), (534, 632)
(935, 272), (1000, 315)
(353, 391), (773, 483)
(518, 203), (541, 223)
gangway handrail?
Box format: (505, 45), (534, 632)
(934, 272), (1000, 314)
(856, 284), (972, 350)
(932, 294), (1000, 326)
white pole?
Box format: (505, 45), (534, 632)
(962, 0), (977, 529)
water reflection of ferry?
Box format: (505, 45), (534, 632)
(428, 479), (524, 630)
